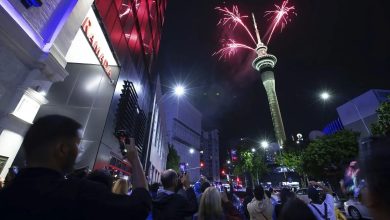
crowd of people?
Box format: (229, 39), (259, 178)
(0, 114), (389, 220)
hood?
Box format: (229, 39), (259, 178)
(247, 197), (273, 219)
(248, 199), (263, 213)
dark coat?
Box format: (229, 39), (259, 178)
(0, 168), (151, 220)
(152, 188), (197, 220)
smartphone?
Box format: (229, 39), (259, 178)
(179, 163), (187, 174)
(11, 166), (18, 175)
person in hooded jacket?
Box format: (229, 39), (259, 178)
(247, 185), (273, 220)
(152, 170), (197, 220)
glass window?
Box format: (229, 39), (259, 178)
(96, 0), (112, 19)
(122, 8), (135, 33)
(104, 3), (119, 35)
(110, 18), (123, 51)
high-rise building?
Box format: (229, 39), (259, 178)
(252, 42), (286, 147)
(201, 129), (220, 182)
(146, 76), (168, 183)
(0, 0), (168, 179)
(337, 89), (390, 138)
(162, 96), (202, 182)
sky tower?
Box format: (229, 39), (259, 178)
(252, 14), (286, 146)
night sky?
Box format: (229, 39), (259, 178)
(156, 0), (390, 153)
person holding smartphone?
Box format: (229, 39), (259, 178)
(247, 185), (273, 220)
(0, 115), (151, 220)
(307, 181), (336, 220)
(152, 169), (197, 220)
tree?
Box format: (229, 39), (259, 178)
(372, 96), (390, 136)
(302, 130), (359, 179)
(276, 151), (304, 175)
(232, 149), (268, 187)
(166, 144), (180, 172)
(275, 138), (307, 175)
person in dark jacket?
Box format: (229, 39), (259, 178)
(86, 169), (113, 191)
(274, 188), (296, 219)
(221, 188), (244, 220)
(0, 115), (151, 220)
(279, 198), (316, 220)
(150, 182), (160, 199)
(243, 187), (254, 219)
(359, 136), (390, 220)
(152, 169), (197, 220)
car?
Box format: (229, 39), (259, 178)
(344, 199), (373, 220)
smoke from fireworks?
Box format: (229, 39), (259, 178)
(264, 0), (296, 44)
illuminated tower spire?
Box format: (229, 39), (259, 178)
(252, 15), (286, 146)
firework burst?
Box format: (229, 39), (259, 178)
(213, 2), (296, 60)
(264, 0), (296, 44)
(213, 39), (257, 60)
(215, 5), (257, 45)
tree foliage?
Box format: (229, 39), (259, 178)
(166, 144), (180, 172)
(275, 138), (307, 175)
(276, 151), (304, 175)
(233, 150), (268, 180)
(302, 130), (359, 179)
(372, 96), (390, 136)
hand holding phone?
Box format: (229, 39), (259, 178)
(181, 173), (190, 189)
(125, 138), (138, 160)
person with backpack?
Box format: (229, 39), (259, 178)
(307, 181), (336, 220)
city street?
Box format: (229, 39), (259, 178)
(0, 0), (388, 219)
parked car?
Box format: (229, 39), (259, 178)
(344, 199), (373, 219)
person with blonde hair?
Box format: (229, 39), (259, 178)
(112, 178), (129, 195)
(197, 187), (224, 220)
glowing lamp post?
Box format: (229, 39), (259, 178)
(320, 92), (330, 101)
(261, 140), (269, 149)
(174, 85), (185, 97)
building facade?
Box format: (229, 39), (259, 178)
(322, 118), (344, 135)
(201, 129), (220, 182)
(163, 96), (202, 182)
(146, 76), (168, 183)
(337, 89), (390, 138)
(0, 0), (168, 179)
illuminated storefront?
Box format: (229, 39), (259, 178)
(0, 0), (168, 179)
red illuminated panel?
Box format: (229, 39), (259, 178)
(95, 0), (168, 74)
(110, 19), (123, 51)
(95, 0), (111, 18)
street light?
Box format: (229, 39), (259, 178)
(261, 140), (269, 149)
(189, 148), (195, 154)
(227, 160), (231, 164)
(320, 91), (330, 101)
(251, 148), (256, 152)
(174, 85), (185, 97)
